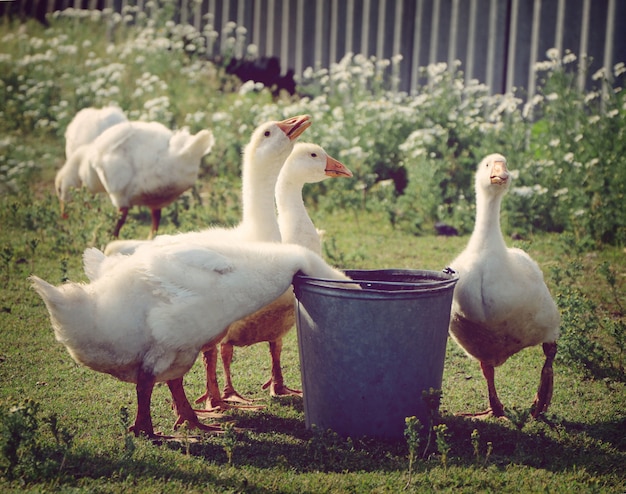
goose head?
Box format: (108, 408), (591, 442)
(282, 143), (352, 185)
(247, 115), (311, 169)
(476, 153), (511, 196)
(55, 147), (87, 218)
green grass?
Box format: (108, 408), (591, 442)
(0, 11), (624, 492)
(0, 188), (625, 493)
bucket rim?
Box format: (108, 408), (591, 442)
(294, 267), (458, 294)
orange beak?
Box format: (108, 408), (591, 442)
(325, 155), (353, 178)
(490, 160), (510, 185)
(277, 115), (312, 141)
(60, 200), (69, 219)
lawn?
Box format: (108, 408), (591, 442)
(1, 7), (625, 492)
(0, 192), (624, 492)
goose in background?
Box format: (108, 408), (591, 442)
(56, 106), (128, 218)
(448, 153), (560, 418)
(89, 121), (215, 238)
(217, 143), (353, 404)
(31, 242), (353, 438)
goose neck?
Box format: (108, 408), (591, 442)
(240, 162), (281, 240)
(467, 192), (507, 252)
(275, 177), (305, 217)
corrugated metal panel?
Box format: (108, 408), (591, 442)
(4, 0), (625, 96)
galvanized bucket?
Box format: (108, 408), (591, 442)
(293, 268), (459, 439)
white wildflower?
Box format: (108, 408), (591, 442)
(185, 111), (207, 124)
(512, 185), (534, 198)
(607, 109), (619, 118)
(212, 112), (230, 122)
(549, 138), (560, 147)
(592, 67), (606, 81)
(427, 62), (447, 78)
(615, 62), (626, 77)
(238, 80), (259, 95)
(563, 152), (575, 163)
(546, 48), (560, 61)
(563, 52), (577, 64)
(247, 44), (258, 58)
(534, 61), (553, 72)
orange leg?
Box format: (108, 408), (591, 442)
(194, 345), (225, 411)
(532, 341), (557, 418)
(112, 206), (129, 238)
(129, 367), (156, 437)
(481, 361), (505, 417)
(261, 339), (302, 397)
(168, 377), (222, 433)
(221, 342), (253, 404)
(149, 208), (161, 239)
(458, 361), (505, 418)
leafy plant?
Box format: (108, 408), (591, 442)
(551, 239), (625, 381)
(421, 388), (443, 458)
(119, 406), (136, 461)
(433, 423), (451, 469)
(220, 422), (237, 465)
(0, 399), (74, 482)
(403, 416), (422, 488)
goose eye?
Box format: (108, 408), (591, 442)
(264, 130), (271, 137)
(311, 153), (317, 158)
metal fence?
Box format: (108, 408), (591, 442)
(5, 0), (626, 96)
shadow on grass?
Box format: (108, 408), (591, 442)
(8, 407), (622, 489)
(440, 414), (625, 475)
(56, 445), (277, 493)
(149, 404), (626, 478)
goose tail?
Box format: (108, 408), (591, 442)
(30, 275), (93, 344)
(178, 129), (215, 160)
(83, 247), (106, 281)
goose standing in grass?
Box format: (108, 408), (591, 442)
(448, 153), (560, 418)
(89, 121), (215, 238)
(31, 242), (352, 438)
(216, 143), (353, 405)
(56, 106), (128, 218)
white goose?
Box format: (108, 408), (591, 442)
(56, 106), (128, 218)
(87, 121), (215, 238)
(31, 242), (352, 438)
(448, 153), (560, 418)
(217, 143), (353, 404)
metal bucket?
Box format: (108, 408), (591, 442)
(293, 268), (459, 439)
